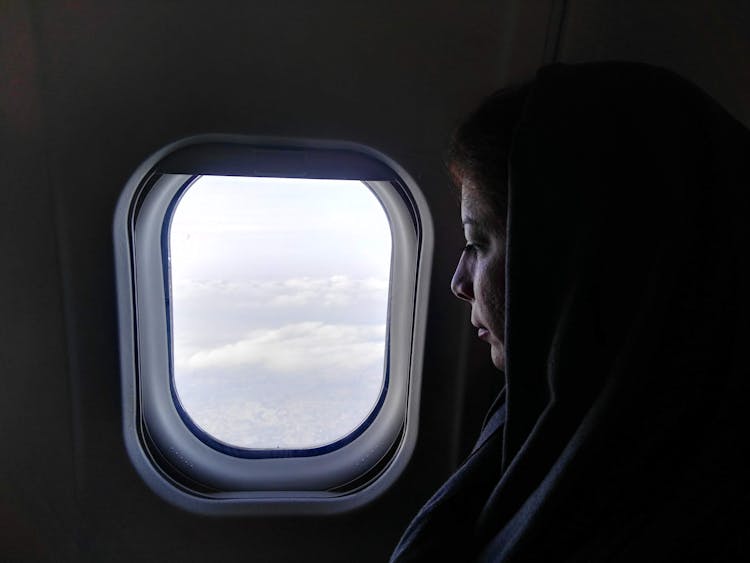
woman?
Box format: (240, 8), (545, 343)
(391, 62), (750, 561)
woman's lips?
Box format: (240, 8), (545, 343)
(477, 327), (489, 340)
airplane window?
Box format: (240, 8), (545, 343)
(114, 137), (432, 513)
(169, 176), (392, 450)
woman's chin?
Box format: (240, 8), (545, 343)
(490, 342), (505, 371)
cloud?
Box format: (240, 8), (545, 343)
(172, 275), (388, 308)
(173, 321), (388, 449)
(181, 321), (386, 374)
(269, 276), (388, 307)
(169, 273), (390, 449)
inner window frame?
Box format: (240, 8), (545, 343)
(161, 175), (396, 461)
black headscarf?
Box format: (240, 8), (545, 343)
(391, 62), (750, 562)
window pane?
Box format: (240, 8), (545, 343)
(169, 176), (392, 450)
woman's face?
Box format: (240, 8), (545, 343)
(450, 180), (507, 370)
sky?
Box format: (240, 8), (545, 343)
(169, 176), (392, 450)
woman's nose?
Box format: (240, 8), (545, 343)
(451, 254), (473, 302)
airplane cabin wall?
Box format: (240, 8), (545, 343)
(559, 0), (750, 127)
(1, 1), (748, 561)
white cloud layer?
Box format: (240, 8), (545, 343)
(172, 275), (388, 309)
(174, 321), (387, 448)
(181, 321), (386, 374)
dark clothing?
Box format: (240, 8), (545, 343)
(392, 62), (750, 561)
(391, 394), (506, 562)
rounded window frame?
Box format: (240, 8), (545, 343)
(114, 136), (433, 515)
